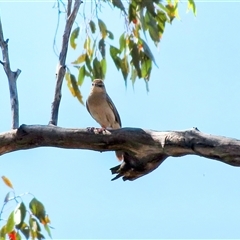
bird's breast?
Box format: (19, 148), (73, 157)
(87, 93), (119, 129)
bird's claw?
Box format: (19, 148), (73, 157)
(86, 127), (108, 134)
(87, 127), (95, 132)
(97, 127), (106, 133)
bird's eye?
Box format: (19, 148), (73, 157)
(92, 82), (104, 88)
(95, 83), (104, 88)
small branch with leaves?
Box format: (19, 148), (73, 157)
(0, 176), (52, 239)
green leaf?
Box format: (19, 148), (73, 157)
(101, 58), (107, 78)
(145, 79), (150, 92)
(112, 0), (126, 14)
(149, 25), (160, 44)
(119, 33), (126, 52)
(66, 72), (77, 97)
(98, 38), (106, 58)
(16, 232), (21, 240)
(78, 66), (85, 86)
(130, 65), (138, 85)
(139, 38), (158, 67)
(70, 74), (85, 105)
(141, 58), (152, 80)
(5, 211), (15, 233)
(36, 232), (45, 240)
(29, 217), (41, 232)
(139, 9), (148, 39)
(98, 19), (107, 39)
(84, 36), (91, 55)
(15, 202), (26, 229)
(85, 54), (93, 73)
(90, 39), (97, 60)
(84, 68), (91, 78)
(70, 27), (80, 49)
(107, 30), (114, 40)
(44, 224), (52, 238)
(165, 2), (179, 23)
(73, 66), (80, 70)
(144, 0), (156, 17)
(156, 10), (167, 36)
(29, 198), (46, 223)
(0, 225), (6, 238)
(71, 53), (86, 64)
(128, 2), (137, 23)
(145, 11), (160, 45)
(110, 45), (121, 70)
(93, 57), (103, 79)
(65, 72), (71, 83)
(29, 217), (41, 239)
(120, 56), (129, 81)
(19, 223), (30, 239)
(110, 45), (121, 57)
(157, 2), (169, 13)
(89, 20), (96, 33)
(187, 0), (197, 16)
(130, 43), (141, 78)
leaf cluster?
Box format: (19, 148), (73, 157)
(0, 176), (52, 240)
(65, 0), (196, 102)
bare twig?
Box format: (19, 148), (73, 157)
(49, 0), (82, 126)
(0, 17), (21, 129)
(67, 0), (73, 17)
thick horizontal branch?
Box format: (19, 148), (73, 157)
(1, 125), (240, 181)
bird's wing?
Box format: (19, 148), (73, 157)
(106, 94), (122, 127)
(86, 100), (94, 118)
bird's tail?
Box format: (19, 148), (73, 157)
(115, 151), (123, 161)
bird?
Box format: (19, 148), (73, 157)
(86, 79), (123, 161)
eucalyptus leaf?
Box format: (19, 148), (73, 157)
(70, 27), (80, 49)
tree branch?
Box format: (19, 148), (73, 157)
(1, 125), (240, 181)
(49, 0), (82, 126)
(0, 17), (21, 129)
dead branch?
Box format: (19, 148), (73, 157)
(1, 125), (240, 181)
(0, 17), (21, 129)
(49, 0), (82, 126)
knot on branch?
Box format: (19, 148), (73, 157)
(110, 152), (167, 181)
(16, 124), (28, 138)
(16, 124), (44, 146)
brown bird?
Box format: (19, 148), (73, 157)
(86, 79), (123, 160)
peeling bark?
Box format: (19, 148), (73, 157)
(1, 125), (240, 181)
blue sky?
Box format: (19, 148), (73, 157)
(1, 1), (240, 239)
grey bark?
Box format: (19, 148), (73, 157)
(0, 125), (240, 181)
(0, 17), (21, 129)
(49, 0), (82, 126)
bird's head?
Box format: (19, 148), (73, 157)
(91, 79), (106, 93)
